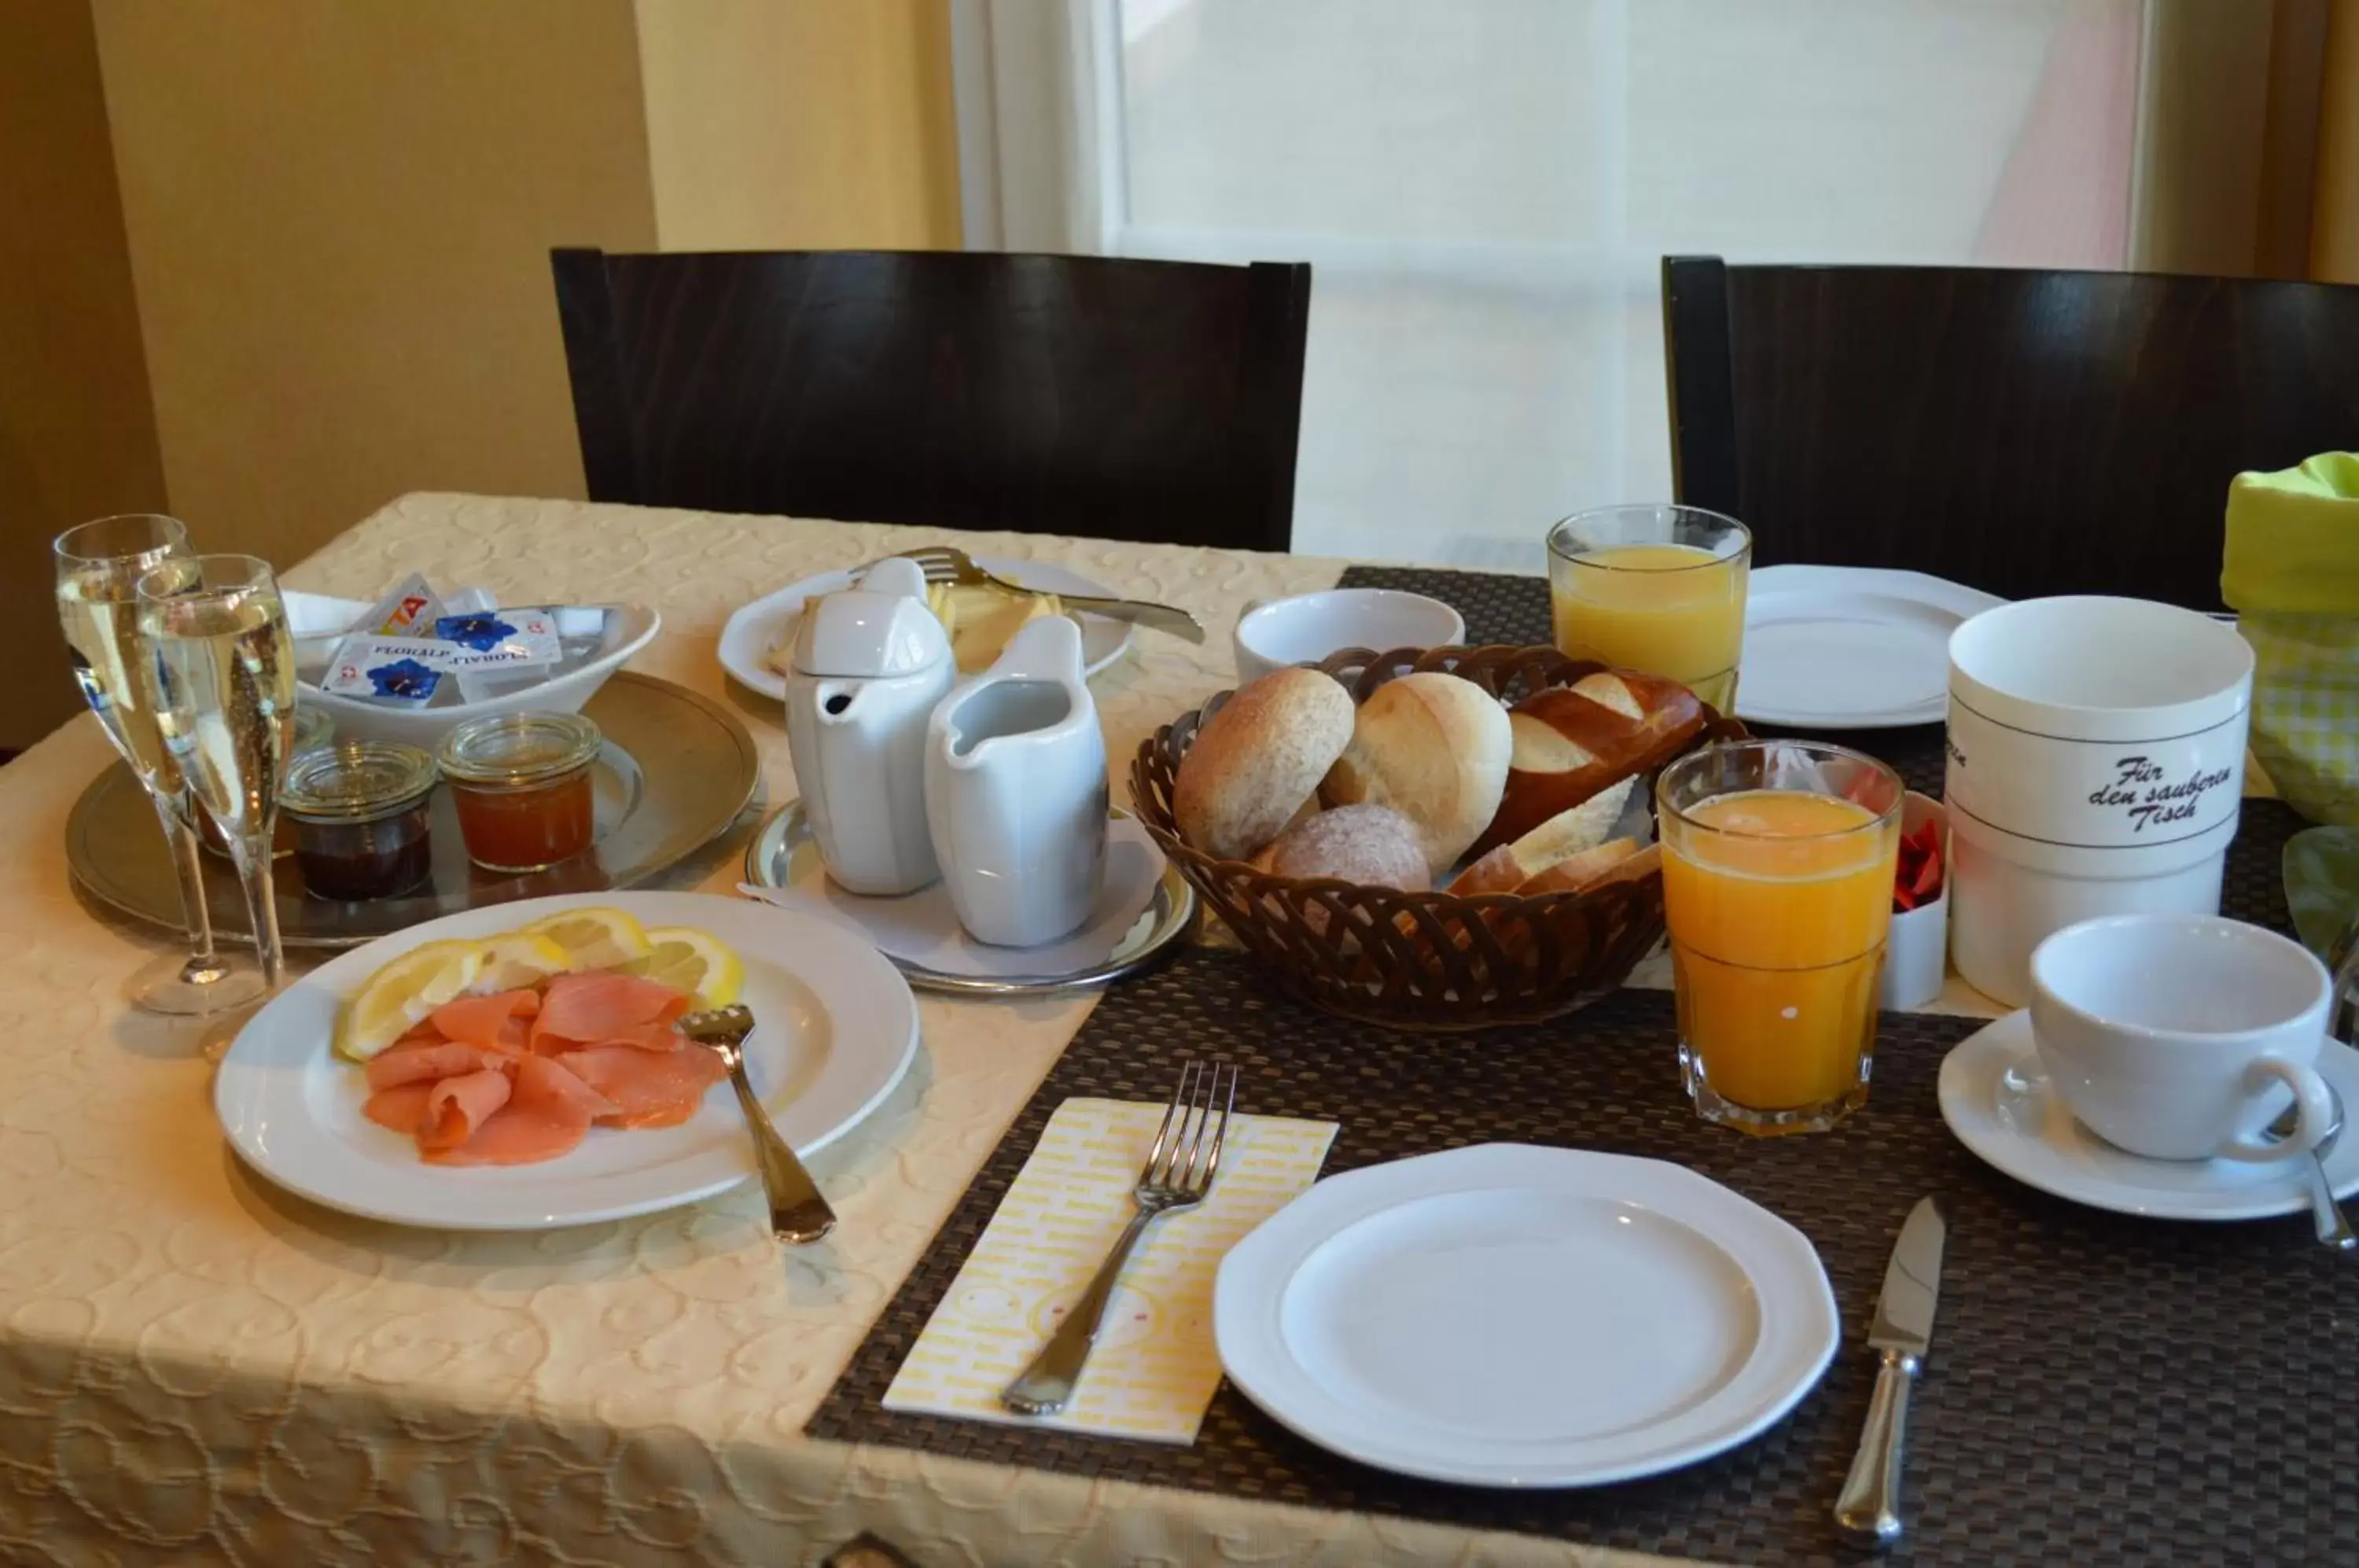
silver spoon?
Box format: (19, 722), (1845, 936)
(2265, 1083), (2353, 1251)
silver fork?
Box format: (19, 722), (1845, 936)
(679, 1006), (837, 1244)
(1002, 1062), (1238, 1415)
(889, 544), (1208, 644)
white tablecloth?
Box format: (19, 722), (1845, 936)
(0, 493), (1702, 1566)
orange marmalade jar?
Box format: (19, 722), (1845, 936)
(435, 712), (601, 874)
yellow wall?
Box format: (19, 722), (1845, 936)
(88, 0), (661, 570)
(0, 0), (167, 749)
(2316, 0), (2359, 281)
(634, 0), (962, 251)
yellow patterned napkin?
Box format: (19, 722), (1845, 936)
(883, 1096), (1338, 1442)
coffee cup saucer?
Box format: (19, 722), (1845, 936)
(1938, 1010), (2359, 1220)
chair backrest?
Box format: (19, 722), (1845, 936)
(1662, 256), (2359, 609)
(550, 248), (1312, 553)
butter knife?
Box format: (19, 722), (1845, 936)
(1834, 1195), (1949, 1549)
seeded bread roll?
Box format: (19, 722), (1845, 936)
(1174, 668), (1356, 862)
(1319, 672), (1512, 876)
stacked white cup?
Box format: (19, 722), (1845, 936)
(1944, 596), (2254, 1007)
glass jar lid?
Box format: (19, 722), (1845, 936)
(282, 740), (437, 822)
(436, 711), (602, 790)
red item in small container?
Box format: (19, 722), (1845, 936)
(1893, 819), (1944, 913)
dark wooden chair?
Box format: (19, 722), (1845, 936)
(550, 248), (1312, 553)
(1662, 256), (2359, 609)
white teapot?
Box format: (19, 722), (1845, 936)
(924, 614), (1108, 947)
(782, 557), (953, 895)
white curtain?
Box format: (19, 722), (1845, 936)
(958, 0), (2211, 567)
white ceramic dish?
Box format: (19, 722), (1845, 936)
(214, 892), (920, 1230)
(1947, 802), (2235, 1008)
(285, 591), (662, 749)
(1234, 588), (1465, 684)
(1945, 596), (2252, 850)
(718, 558), (1137, 701)
(1214, 1143), (1838, 1488)
(1938, 1010), (2359, 1221)
(1738, 566), (2003, 728)
(1881, 792), (1949, 1011)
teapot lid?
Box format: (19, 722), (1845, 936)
(792, 558), (950, 677)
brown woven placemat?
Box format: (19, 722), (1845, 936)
(1335, 565), (2304, 937)
(810, 952), (2359, 1566)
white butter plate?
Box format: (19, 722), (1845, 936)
(1938, 1010), (2359, 1221)
(1214, 1143), (1838, 1488)
(214, 892), (919, 1230)
(1739, 565), (2004, 728)
(719, 558), (1137, 701)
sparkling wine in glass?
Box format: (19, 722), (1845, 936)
(53, 516), (265, 1014)
(136, 554), (296, 992)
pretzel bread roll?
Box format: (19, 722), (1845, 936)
(1174, 668), (1355, 861)
(1469, 670), (1706, 857)
(1319, 672), (1511, 876)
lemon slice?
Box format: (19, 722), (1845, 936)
(334, 939), (486, 1062)
(625, 926), (745, 1010)
(469, 932), (573, 994)
(518, 906), (651, 972)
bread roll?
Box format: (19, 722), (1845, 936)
(1320, 672), (1511, 875)
(1447, 778), (1636, 896)
(1516, 837), (1640, 896)
(1470, 670), (1706, 857)
(1262, 804), (1430, 889)
(1174, 668), (1354, 861)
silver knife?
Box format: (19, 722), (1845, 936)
(1834, 1195), (1949, 1549)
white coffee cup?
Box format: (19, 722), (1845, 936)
(1946, 596), (2251, 848)
(1233, 589), (1464, 684)
(2028, 913), (2335, 1163)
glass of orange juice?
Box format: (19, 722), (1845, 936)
(1657, 740), (1904, 1136)
(1547, 505), (1750, 713)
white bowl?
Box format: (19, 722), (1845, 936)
(1948, 804), (2234, 1007)
(1234, 588), (1465, 683)
(285, 592), (661, 749)
(1880, 792), (1949, 1012)
(1945, 596), (2251, 848)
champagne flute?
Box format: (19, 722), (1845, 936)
(53, 516), (265, 1014)
(135, 554), (296, 992)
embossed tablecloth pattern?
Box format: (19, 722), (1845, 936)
(0, 495), (1693, 1567)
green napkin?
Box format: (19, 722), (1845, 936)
(2223, 452), (2359, 826)
(2221, 451), (2359, 613)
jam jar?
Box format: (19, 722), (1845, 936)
(280, 741), (437, 900)
(203, 701), (334, 859)
(436, 712), (602, 874)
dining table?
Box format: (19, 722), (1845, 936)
(0, 490), (2337, 1567)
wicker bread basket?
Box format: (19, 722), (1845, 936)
(1131, 643), (1746, 1031)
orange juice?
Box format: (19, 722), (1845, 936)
(1661, 790), (1900, 1124)
(1549, 543), (1746, 712)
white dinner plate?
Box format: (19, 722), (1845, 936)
(214, 892), (920, 1230)
(1739, 565), (2004, 728)
(718, 558), (1138, 700)
(1938, 1010), (2359, 1222)
(1214, 1143), (1838, 1488)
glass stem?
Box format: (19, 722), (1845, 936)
(153, 790), (225, 981)
(227, 828), (285, 992)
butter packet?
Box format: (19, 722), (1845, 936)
(436, 607), (564, 701)
(322, 637), (447, 705)
(356, 572), (444, 638)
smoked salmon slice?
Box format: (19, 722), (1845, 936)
(554, 1043), (727, 1129)
(365, 1040), (517, 1092)
(362, 1082), (436, 1136)
(530, 972), (691, 1051)
(426, 1054), (618, 1166)
(416, 1066), (514, 1154)
(427, 988), (541, 1047)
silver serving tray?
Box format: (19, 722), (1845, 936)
(742, 799), (1195, 997)
(67, 672), (760, 948)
